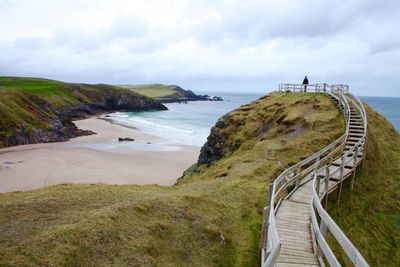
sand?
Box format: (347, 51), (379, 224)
(0, 116), (200, 193)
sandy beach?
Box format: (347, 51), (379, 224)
(0, 116), (200, 193)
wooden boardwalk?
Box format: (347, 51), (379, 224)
(261, 84), (369, 267)
(276, 181), (319, 266)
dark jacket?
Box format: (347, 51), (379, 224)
(302, 77), (309, 84)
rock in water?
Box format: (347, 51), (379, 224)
(118, 137), (135, 142)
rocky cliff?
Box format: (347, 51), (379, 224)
(0, 77), (167, 148)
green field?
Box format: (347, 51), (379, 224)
(0, 76), (63, 95)
(118, 84), (177, 98)
(118, 84), (194, 99)
(0, 92), (346, 266)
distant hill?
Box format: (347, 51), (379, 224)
(118, 84), (223, 103)
(0, 76), (166, 148)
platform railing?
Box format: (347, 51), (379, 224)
(278, 83), (350, 94)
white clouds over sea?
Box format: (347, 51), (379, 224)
(0, 0), (399, 96)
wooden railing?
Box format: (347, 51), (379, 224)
(278, 83), (349, 94)
(261, 84), (368, 266)
(310, 94), (368, 266)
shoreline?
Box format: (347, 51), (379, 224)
(0, 115), (200, 193)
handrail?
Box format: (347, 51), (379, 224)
(310, 93), (368, 266)
(261, 84), (368, 266)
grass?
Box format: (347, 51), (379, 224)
(0, 76), (63, 95)
(0, 92), (344, 266)
(118, 84), (187, 98)
(326, 103), (400, 266)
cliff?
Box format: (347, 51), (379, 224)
(0, 92), (369, 266)
(0, 76), (167, 148)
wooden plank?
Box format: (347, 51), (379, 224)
(276, 263), (319, 267)
(280, 251), (317, 260)
(280, 240), (314, 249)
(276, 257), (319, 265)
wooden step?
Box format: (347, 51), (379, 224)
(332, 156), (362, 168)
(347, 138), (361, 143)
(349, 133), (364, 137)
(345, 145), (363, 151)
(317, 165), (353, 180)
(349, 130), (364, 134)
(346, 141), (358, 146)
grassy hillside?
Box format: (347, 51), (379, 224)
(0, 92), (344, 266)
(118, 84), (180, 98)
(327, 104), (400, 266)
(0, 76), (166, 147)
(118, 84), (201, 101)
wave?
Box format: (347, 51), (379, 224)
(108, 113), (208, 147)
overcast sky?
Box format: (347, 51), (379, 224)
(0, 0), (399, 96)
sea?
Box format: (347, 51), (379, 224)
(109, 93), (399, 148)
(360, 96), (400, 131)
(109, 92), (263, 147)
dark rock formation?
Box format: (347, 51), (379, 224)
(198, 115), (231, 165)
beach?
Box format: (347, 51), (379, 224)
(0, 116), (200, 193)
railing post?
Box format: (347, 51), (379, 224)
(324, 166), (330, 208)
(261, 183), (274, 262)
(320, 220), (328, 242)
(314, 155), (320, 172)
(337, 155), (345, 205)
(315, 172), (321, 198)
(260, 205), (270, 261)
(351, 146), (359, 192)
(295, 166), (301, 188)
(267, 183), (274, 210)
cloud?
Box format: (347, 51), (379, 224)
(0, 0), (399, 96)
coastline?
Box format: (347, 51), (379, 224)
(0, 115), (200, 193)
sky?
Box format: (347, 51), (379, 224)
(0, 0), (399, 96)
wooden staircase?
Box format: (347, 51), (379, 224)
(261, 84), (369, 267)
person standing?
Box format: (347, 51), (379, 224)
(302, 76), (309, 92)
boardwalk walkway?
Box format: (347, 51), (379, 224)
(261, 84), (369, 267)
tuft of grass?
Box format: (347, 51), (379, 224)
(0, 92), (344, 266)
(327, 103), (400, 266)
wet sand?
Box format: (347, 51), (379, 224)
(0, 116), (200, 193)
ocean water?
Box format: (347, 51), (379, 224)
(360, 96), (400, 131)
(109, 93), (263, 147)
(109, 94), (399, 148)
